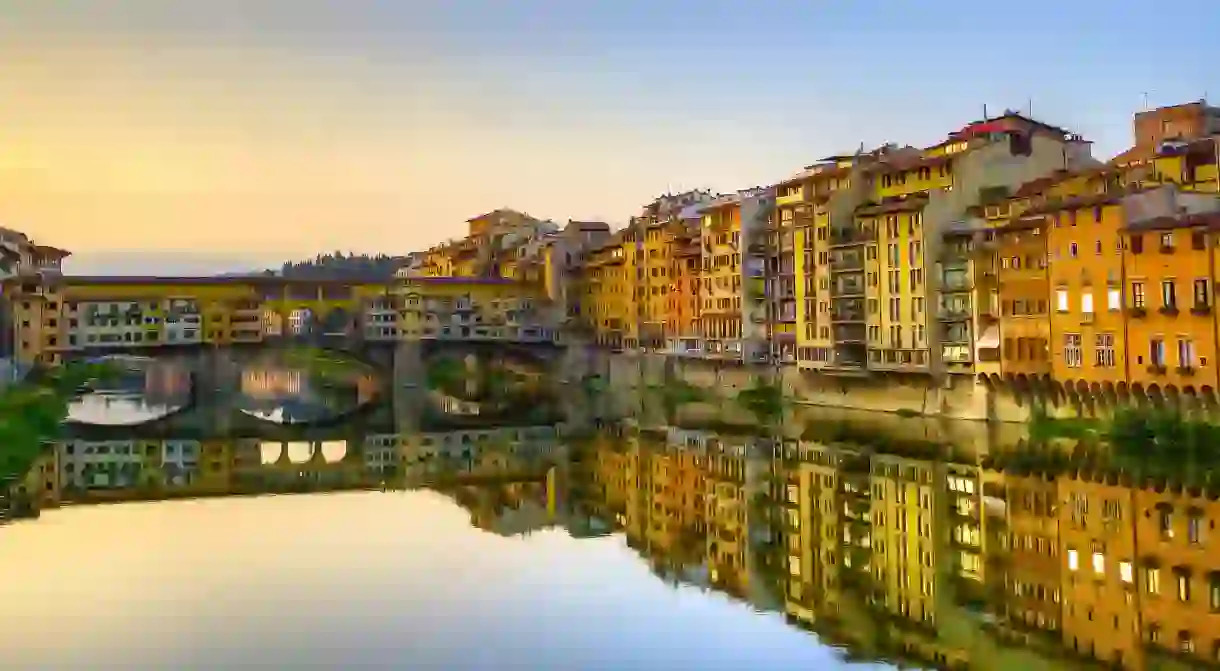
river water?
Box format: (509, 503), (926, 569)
(0, 347), (1203, 670)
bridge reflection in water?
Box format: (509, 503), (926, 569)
(23, 346), (1220, 669)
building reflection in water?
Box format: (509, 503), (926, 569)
(21, 416), (1220, 670)
(241, 368), (306, 399)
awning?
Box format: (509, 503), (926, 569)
(975, 325), (1000, 351)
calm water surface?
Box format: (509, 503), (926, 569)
(10, 347), (1214, 670)
(0, 491), (860, 671)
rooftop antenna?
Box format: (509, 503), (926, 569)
(1027, 97), (1034, 118)
(1142, 92), (1150, 111)
(983, 104), (989, 120)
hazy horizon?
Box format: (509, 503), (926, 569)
(3, 0), (1218, 273)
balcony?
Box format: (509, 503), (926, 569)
(1192, 304), (1212, 316)
(1127, 306), (1147, 318)
(833, 324), (866, 343)
(1159, 305), (1180, 316)
(941, 344), (973, 363)
(829, 229), (872, 246)
(1146, 364), (1167, 375)
(776, 190), (805, 207)
(1176, 365), (1197, 377)
(833, 280), (865, 297)
(830, 255), (864, 272)
(941, 275), (972, 292)
(938, 308), (971, 322)
(832, 310), (866, 323)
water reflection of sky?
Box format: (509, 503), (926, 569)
(0, 492), (858, 671)
(65, 392), (185, 425)
(258, 440), (348, 465)
(236, 367), (358, 424)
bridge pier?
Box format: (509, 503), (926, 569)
(392, 341), (425, 435)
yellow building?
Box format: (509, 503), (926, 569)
(783, 159), (855, 369)
(578, 233), (630, 348)
(822, 114), (1097, 378)
(699, 195), (744, 359)
(396, 276), (557, 344)
(869, 453), (941, 626)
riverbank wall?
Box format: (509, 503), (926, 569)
(581, 350), (1165, 424)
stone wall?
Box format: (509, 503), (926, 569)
(570, 349), (1205, 426)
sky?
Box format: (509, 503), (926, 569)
(1, 0), (1217, 275)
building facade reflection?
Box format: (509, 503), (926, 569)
(18, 411), (1220, 669)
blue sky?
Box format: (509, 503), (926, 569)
(0, 0), (1215, 273)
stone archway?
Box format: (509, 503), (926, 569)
(320, 307), (353, 337)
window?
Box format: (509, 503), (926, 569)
(1178, 571), (1191, 603)
(1108, 287), (1122, 311)
(1189, 514), (1203, 544)
(1194, 279), (1210, 307)
(1162, 280), (1177, 308)
(1120, 561), (1134, 584)
(1147, 567), (1161, 595)
(1056, 289), (1069, 312)
(1095, 334), (1116, 367)
(1161, 232), (1175, 249)
(1081, 292), (1094, 314)
(1131, 234), (1144, 254)
(1064, 334), (1082, 367)
(1132, 282), (1146, 308)
(1092, 552), (1105, 575)
(1193, 230), (1206, 250)
(1069, 242), (1079, 258)
(1150, 338), (1166, 366)
(1068, 549), (1079, 571)
(1179, 339), (1196, 368)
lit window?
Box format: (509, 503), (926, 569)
(1068, 549), (1079, 571)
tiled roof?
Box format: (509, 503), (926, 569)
(1123, 211), (1220, 233)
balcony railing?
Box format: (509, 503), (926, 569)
(938, 308), (971, 322)
(833, 325), (866, 343)
(833, 282), (865, 296)
(830, 230), (872, 246)
(830, 256), (864, 272)
(941, 277), (972, 292)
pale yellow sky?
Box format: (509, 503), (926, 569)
(0, 6), (770, 270)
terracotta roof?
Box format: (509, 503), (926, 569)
(777, 163), (852, 187)
(1123, 210), (1220, 233)
(1021, 188), (1136, 217)
(32, 244), (71, 258)
(1013, 171), (1073, 198)
(466, 208), (529, 223)
(997, 215), (1049, 232)
(1110, 137), (1218, 166)
(856, 194), (930, 216)
(568, 220), (611, 231)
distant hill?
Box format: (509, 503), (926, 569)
(242, 252), (407, 280)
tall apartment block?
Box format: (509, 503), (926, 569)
(698, 187), (774, 362)
(628, 191), (715, 351)
(813, 113), (1097, 377)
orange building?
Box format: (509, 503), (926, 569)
(1133, 486), (1220, 665)
(1121, 101), (1220, 161)
(667, 227), (702, 352)
(995, 212), (1051, 382)
(998, 472), (1062, 640)
(1122, 209), (1220, 397)
(1042, 189), (1129, 391)
(1056, 475), (1142, 668)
